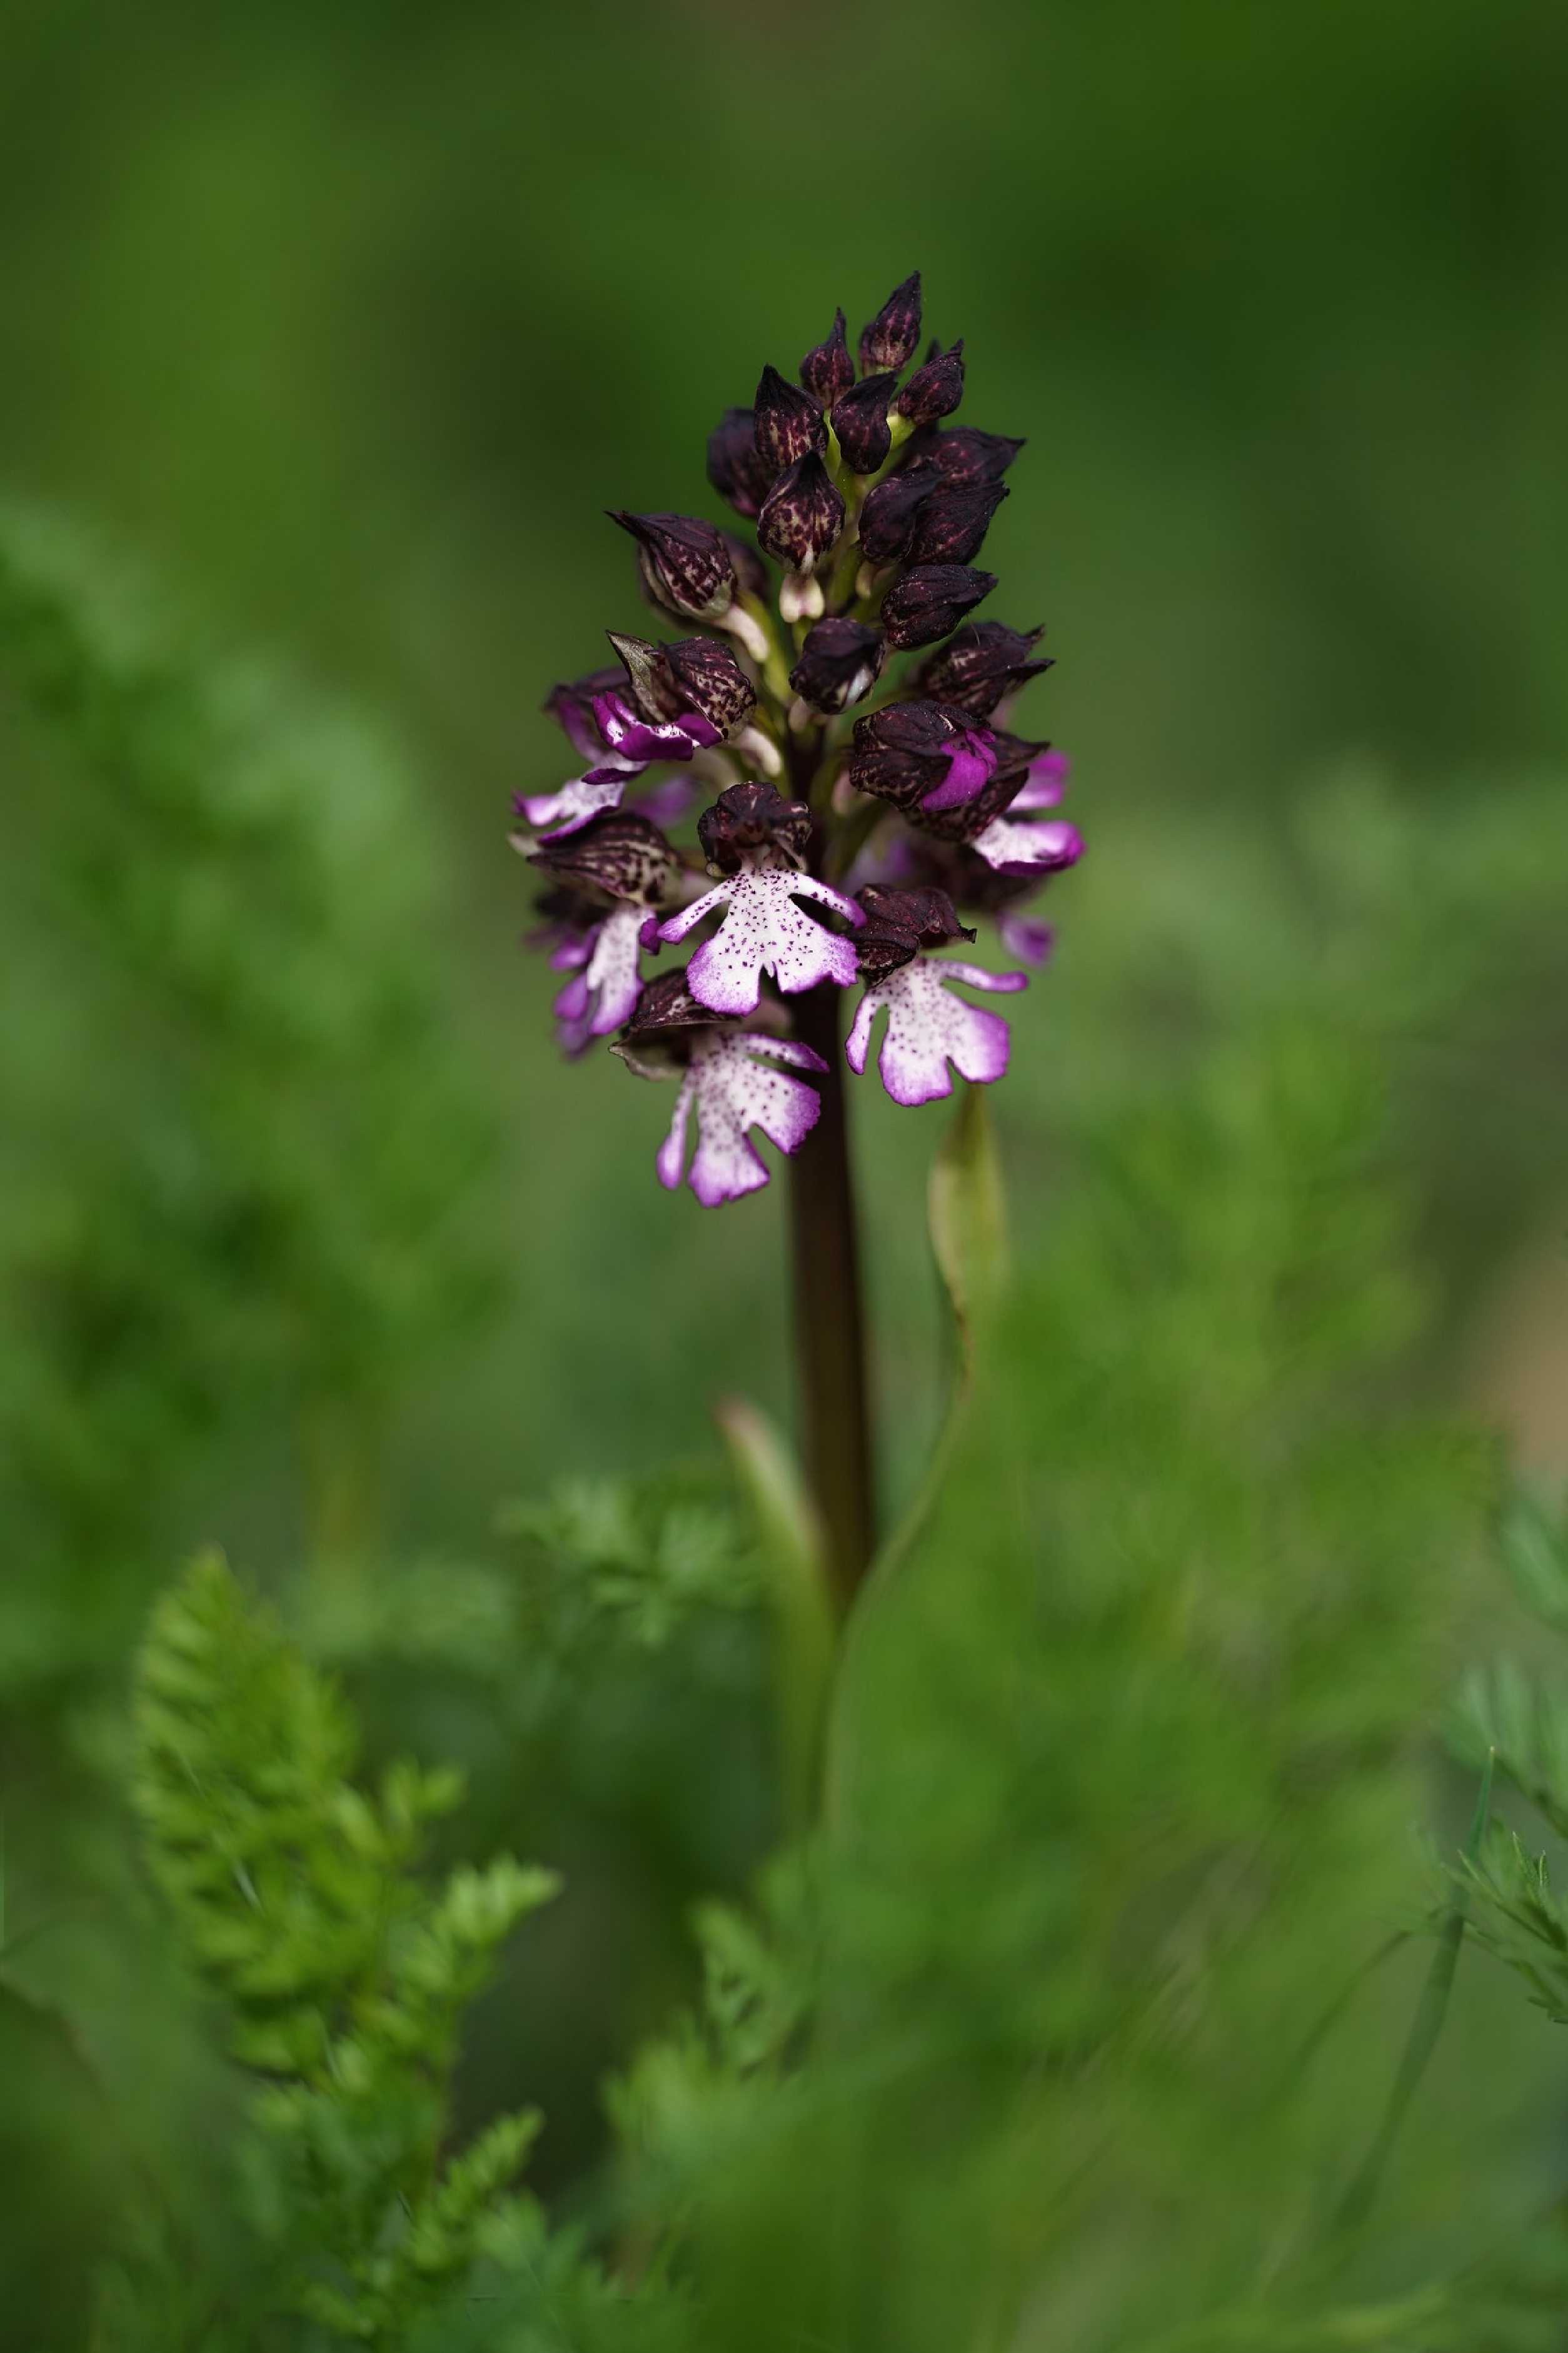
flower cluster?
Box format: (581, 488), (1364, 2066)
(511, 273), (1083, 1205)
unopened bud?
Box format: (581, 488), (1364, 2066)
(857, 469), (935, 566)
(915, 622), (1051, 717)
(910, 428), (1025, 486)
(788, 618), (885, 713)
(894, 340), (965, 425)
(757, 452), (845, 575)
(830, 373), (898, 473)
(800, 308), (855, 410)
(880, 564), (997, 650)
(754, 365), (828, 479)
(905, 480), (1008, 567)
(528, 811), (675, 907)
(858, 272), (923, 375)
(609, 511), (736, 623)
(697, 780), (812, 874)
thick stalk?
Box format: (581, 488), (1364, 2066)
(786, 980), (877, 1610)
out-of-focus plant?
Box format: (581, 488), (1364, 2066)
(0, 505), (501, 1698)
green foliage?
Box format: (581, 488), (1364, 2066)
(124, 1552), (560, 2345)
(1449, 1490), (1568, 2025)
(494, 1476), (760, 1653)
(0, 506), (500, 1690)
(601, 1012), (1524, 2353)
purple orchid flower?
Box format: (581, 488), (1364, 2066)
(843, 884), (1027, 1104)
(658, 782), (863, 1017)
(656, 1031), (829, 1204)
(520, 689), (722, 840)
(613, 965), (828, 1206)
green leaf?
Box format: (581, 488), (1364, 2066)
(716, 1398), (835, 1829)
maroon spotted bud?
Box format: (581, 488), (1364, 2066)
(895, 339), (966, 426)
(880, 565), (997, 650)
(706, 407), (773, 520)
(606, 631), (756, 738)
(831, 373), (898, 473)
(697, 780), (812, 875)
(910, 428), (1026, 486)
(788, 618), (885, 714)
(610, 511), (736, 623)
(905, 480), (1008, 567)
(857, 469), (934, 565)
(757, 452), (845, 575)
(848, 700), (999, 812)
(528, 810), (675, 907)
(800, 308), (855, 410)
(855, 882), (975, 979)
(754, 365), (828, 479)
(665, 638), (756, 736)
(858, 272), (923, 375)
(915, 622), (1052, 717)
(613, 962), (719, 1073)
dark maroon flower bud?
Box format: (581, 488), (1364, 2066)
(800, 308), (854, 410)
(852, 882), (975, 982)
(905, 480), (1008, 567)
(697, 780), (813, 875)
(858, 272), (923, 376)
(915, 622), (1052, 717)
(880, 565), (997, 650)
(857, 469), (935, 566)
(605, 632), (755, 738)
(910, 428), (1027, 486)
(848, 700), (999, 812)
(830, 372), (898, 473)
(621, 964), (716, 1044)
(788, 618), (885, 714)
(527, 810), (675, 907)
(756, 452), (845, 575)
(720, 529), (771, 603)
(610, 511), (736, 623)
(663, 637), (757, 737)
(755, 365), (828, 479)
(895, 339), (965, 426)
(706, 407), (773, 520)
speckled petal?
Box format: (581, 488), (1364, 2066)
(662, 870), (862, 1018)
(846, 955), (1028, 1106)
(651, 1033), (825, 1206)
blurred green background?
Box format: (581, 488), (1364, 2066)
(4, 0), (1568, 2339)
